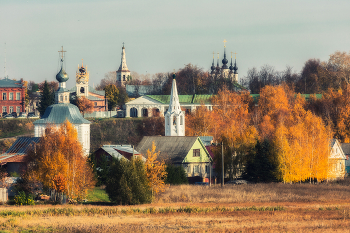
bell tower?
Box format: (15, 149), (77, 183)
(116, 42), (131, 87)
(165, 73), (185, 136)
(76, 59), (89, 98)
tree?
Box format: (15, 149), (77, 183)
(104, 84), (119, 110)
(38, 80), (54, 116)
(243, 140), (276, 182)
(75, 96), (94, 117)
(105, 157), (152, 205)
(26, 121), (95, 201)
(96, 71), (116, 90)
(145, 141), (167, 195)
(165, 164), (188, 185)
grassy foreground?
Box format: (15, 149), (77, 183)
(1, 182), (350, 232)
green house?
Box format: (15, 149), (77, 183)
(136, 136), (213, 182)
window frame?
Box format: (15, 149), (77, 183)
(9, 92), (13, 100)
(193, 149), (200, 157)
(16, 92), (20, 100)
(2, 93), (6, 100)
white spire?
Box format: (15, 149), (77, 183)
(118, 43), (129, 71)
(165, 73), (185, 136)
(168, 74), (181, 115)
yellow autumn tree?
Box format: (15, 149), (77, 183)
(145, 141), (167, 195)
(27, 121), (95, 200)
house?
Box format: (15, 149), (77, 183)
(94, 145), (144, 164)
(0, 137), (41, 175)
(0, 77), (26, 115)
(136, 136), (213, 183)
(329, 139), (346, 179)
(341, 143), (350, 174)
(125, 94), (213, 117)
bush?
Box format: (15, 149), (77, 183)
(14, 191), (35, 205)
(165, 164), (188, 185)
(105, 158), (152, 205)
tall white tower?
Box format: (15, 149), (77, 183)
(165, 73), (185, 136)
(116, 42), (130, 87)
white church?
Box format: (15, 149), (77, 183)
(33, 48), (91, 155)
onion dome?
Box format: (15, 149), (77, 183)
(221, 49), (228, 69)
(173, 73), (176, 79)
(56, 66), (69, 83)
(79, 66), (86, 74)
(233, 59), (238, 74)
(229, 57), (234, 71)
(216, 57), (220, 71)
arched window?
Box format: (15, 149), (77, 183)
(180, 116), (183, 125)
(80, 87), (85, 94)
(173, 116), (177, 125)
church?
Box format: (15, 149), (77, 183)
(69, 60), (107, 112)
(136, 73), (213, 183)
(210, 40), (238, 83)
(34, 48), (91, 155)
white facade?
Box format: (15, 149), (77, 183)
(75, 63), (89, 98)
(116, 45), (130, 86)
(165, 75), (185, 136)
(34, 122), (90, 156)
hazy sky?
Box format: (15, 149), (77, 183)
(1, 0), (350, 88)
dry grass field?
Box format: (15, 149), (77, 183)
(1, 182), (350, 232)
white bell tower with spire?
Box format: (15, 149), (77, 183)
(165, 73), (185, 136)
(116, 42), (131, 87)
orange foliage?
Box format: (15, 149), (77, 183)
(145, 141), (167, 195)
(27, 121), (95, 199)
(75, 96), (94, 116)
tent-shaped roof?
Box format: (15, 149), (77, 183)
(34, 103), (90, 125)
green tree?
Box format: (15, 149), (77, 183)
(105, 157), (152, 205)
(104, 84), (120, 110)
(165, 164), (188, 185)
(243, 140), (277, 182)
(38, 80), (54, 116)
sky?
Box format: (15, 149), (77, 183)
(1, 0), (350, 88)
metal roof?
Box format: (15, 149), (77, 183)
(88, 86), (105, 96)
(136, 136), (200, 163)
(341, 143), (350, 155)
(0, 78), (24, 88)
(34, 103), (90, 125)
(146, 95), (212, 104)
(0, 137), (41, 164)
(100, 145), (143, 161)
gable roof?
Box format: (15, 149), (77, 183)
(341, 143), (350, 155)
(136, 136), (201, 163)
(330, 139), (346, 160)
(98, 145), (143, 161)
(0, 137), (41, 165)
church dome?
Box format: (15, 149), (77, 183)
(34, 103), (90, 125)
(56, 67), (69, 83)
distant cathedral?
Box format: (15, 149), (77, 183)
(210, 40), (238, 83)
(116, 43), (131, 87)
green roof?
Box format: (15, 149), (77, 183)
(0, 78), (24, 88)
(146, 94), (212, 104)
(34, 103), (90, 125)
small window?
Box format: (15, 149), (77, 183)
(193, 149), (200, 157)
(80, 87), (85, 94)
(16, 92), (20, 100)
(94, 102), (97, 106)
(65, 96), (68, 101)
(187, 165), (191, 173)
(173, 116), (177, 125)
(2, 106), (6, 113)
(9, 93), (13, 100)
(180, 116), (183, 125)
(194, 165), (199, 173)
(123, 75), (125, 81)
(60, 96), (63, 102)
(9, 106), (13, 113)
(16, 106), (20, 113)
(205, 165), (210, 174)
(2, 93), (6, 100)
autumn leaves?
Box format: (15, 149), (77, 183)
(186, 85), (338, 183)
